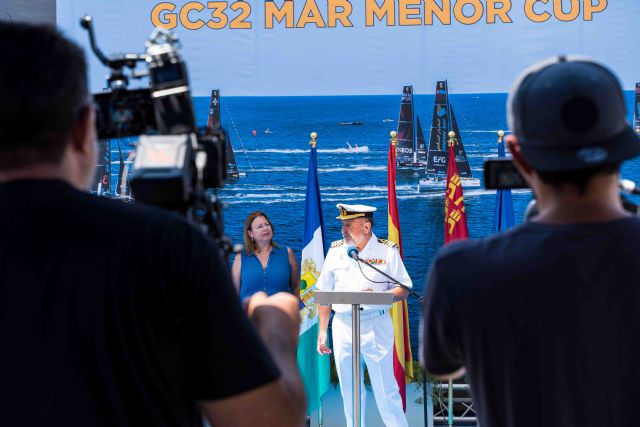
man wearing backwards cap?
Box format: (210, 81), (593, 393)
(315, 203), (412, 427)
(422, 56), (640, 427)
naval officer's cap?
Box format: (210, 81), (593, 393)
(336, 203), (377, 220)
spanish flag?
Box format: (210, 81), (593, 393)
(387, 135), (413, 410)
(445, 134), (469, 243)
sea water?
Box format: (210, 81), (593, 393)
(113, 92), (640, 357)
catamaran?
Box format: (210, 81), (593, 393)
(395, 85), (429, 171)
(207, 89), (246, 179)
(418, 80), (480, 191)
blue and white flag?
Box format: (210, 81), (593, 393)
(296, 140), (330, 414)
(493, 141), (516, 232)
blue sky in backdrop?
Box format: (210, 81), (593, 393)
(56, 0), (639, 96)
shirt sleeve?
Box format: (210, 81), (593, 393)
(172, 223), (281, 401)
(387, 246), (412, 290)
(421, 256), (463, 376)
(315, 248), (334, 293)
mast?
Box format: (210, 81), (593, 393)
(412, 90), (418, 163)
(634, 83), (640, 133)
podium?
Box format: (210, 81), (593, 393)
(315, 291), (395, 427)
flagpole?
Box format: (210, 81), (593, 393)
(299, 130), (330, 425)
(315, 131), (323, 427)
(311, 130), (324, 427)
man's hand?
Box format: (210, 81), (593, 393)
(245, 292), (300, 345)
(202, 291), (306, 427)
(317, 329), (332, 355)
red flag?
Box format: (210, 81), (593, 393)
(387, 135), (413, 410)
(444, 137), (469, 243)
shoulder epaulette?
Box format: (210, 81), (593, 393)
(331, 239), (345, 248)
(378, 238), (399, 249)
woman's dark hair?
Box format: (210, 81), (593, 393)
(243, 211), (279, 255)
(537, 163), (620, 195)
(0, 22), (89, 170)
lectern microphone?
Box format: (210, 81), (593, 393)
(346, 245), (359, 260)
(347, 245), (422, 301)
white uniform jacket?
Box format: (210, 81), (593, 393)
(315, 232), (412, 313)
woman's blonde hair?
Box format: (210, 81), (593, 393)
(243, 211), (279, 255)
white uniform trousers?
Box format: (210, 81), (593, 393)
(332, 310), (409, 427)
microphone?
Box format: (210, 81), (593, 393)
(346, 246), (359, 260)
(620, 179), (640, 195)
(346, 244), (423, 301)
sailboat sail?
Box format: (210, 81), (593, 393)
(90, 139), (111, 194)
(420, 80), (478, 191)
(207, 89), (221, 130)
(207, 89), (241, 178)
(115, 140), (130, 197)
(634, 83), (640, 132)
(416, 116), (427, 163)
(396, 85), (415, 163)
(426, 81), (449, 177)
(450, 106), (472, 178)
(225, 129), (239, 176)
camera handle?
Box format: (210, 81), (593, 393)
(80, 15), (147, 90)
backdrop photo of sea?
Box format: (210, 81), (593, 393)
(111, 92), (640, 357)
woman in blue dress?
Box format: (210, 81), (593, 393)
(231, 211), (300, 301)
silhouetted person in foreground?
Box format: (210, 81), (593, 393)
(0, 21), (305, 427)
(422, 56), (640, 427)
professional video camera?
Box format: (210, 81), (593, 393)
(483, 157), (640, 217)
(80, 16), (233, 255)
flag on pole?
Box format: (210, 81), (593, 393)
(297, 132), (330, 415)
(493, 131), (515, 233)
(387, 132), (413, 411)
(445, 132), (470, 244)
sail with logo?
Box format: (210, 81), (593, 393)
(207, 89), (245, 179)
(419, 80), (480, 191)
(395, 85), (428, 172)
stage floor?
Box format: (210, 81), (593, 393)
(309, 384), (429, 427)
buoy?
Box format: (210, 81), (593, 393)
(252, 130), (257, 136)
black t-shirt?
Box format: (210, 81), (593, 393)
(423, 218), (640, 427)
(0, 180), (280, 426)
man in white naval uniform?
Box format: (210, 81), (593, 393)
(316, 203), (411, 427)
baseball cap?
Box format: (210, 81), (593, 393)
(507, 56), (640, 172)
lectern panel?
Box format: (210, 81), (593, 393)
(314, 291), (395, 306)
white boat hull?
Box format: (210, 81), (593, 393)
(418, 177), (481, 191)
